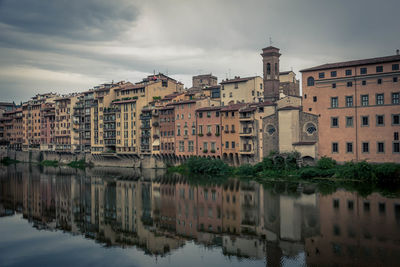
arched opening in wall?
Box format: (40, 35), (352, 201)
(223, 153), (227, 161)
(267, 63), (271, 75)
(229, 153), (234, 164)
(302, 156), (315, 166)
(307, 77), (315, 86)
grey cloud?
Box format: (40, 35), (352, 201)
(0, 0), (399, 103)
(0, 0), (140, 41)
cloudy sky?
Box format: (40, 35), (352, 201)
(0, 0), (399, 103)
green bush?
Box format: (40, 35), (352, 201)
(373, 163), (400, 181)
(299, 167), (321, 179)
(186, 157), (231, 176)
(40, 160), (59, 167)
(235, 164), (255, 177)
(317, 157), (336, 169)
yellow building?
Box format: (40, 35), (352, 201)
(54, 94), (80, 152)
(220, 76), (264, 106)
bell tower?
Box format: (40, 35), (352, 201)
(261, 46), (281, 102)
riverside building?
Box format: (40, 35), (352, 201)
(301, 53), (400, 163)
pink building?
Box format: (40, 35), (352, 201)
(196, 106), (222, 158)
(159, 106), (175, 155)
(168, 100), (198, 158)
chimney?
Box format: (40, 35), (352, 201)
(397, 49), (399, 55)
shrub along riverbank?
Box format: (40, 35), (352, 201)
(168, 153), (400, 185)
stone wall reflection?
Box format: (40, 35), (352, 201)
(1, 164), (400, 265)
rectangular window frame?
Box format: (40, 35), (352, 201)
(376, 115), (385, 126)
(376, 93), (384, 105)
(331, 117), (339, 128)
(346, 142), (353, 153)
(377, 142), (385, 154)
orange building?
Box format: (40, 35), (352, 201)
(301, 54), (400, 163)
(196, 106), (222, 158)
(221, 103), (246, 165)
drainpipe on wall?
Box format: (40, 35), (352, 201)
(354, 67), (359, 162)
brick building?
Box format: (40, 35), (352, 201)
(301, 53), (400, 163)
(196, 106), (222, 158)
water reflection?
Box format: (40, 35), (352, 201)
(1, 164), (400, 266)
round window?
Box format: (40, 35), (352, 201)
(266, 125), (276, 135)
(306, 123), (317, 134)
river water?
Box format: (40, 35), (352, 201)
(1, 164), (400, 267)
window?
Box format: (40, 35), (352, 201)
(332, 142), (339, 153)
(211, 142), (216, 151)
(347, 81), (353, 87)
(393, 142), (400, 153)
(394, 77), (398, 83)
(362, 142), (369, 153)
(346, 69), (352, 76)
(376, 66), (383, 72)
(376, 93), (384, 105)
(267, 63), (271, 75)
(376, 115), (384, 126)
(313, 96), (317, 102)
(392, 93), (399, 104)
(393, 64), (400, 71)
(360, 67), (367, 75)
(362, 80), (367, 86)
(346, 96), (353, 107)
(377, 142), (385, 153)
(198, 125), (203, 134)
(331, 71), (337, 77)
(361, 95), (369, 106)
(225, 141), (229, 149)
(332, 83), (336, 88)
(331, 117), (339, 127)
(203, 142), (208, 151)
(199, 112), (203, 118)
(331, 97), (338, 108)
(319, 72), (325, 78)
(346, 142), (353, 153)
(377, 78), (382, 84)
(231, 141), (235, 148)
(346, 116), (353, 127)
(306, 123), (317, 134)
(392, 114), (400, 125)
(188, 141), (194, 152)
(179, 141), (184, 152)
(333, 199), (340, 209)
(307, 77), (315, 86)
(395, 132), (399, 140)
(361, 116), (369, 127)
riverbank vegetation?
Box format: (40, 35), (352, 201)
(168, 153), (400, 185)
(0, 157), (20, 165)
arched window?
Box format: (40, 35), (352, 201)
(275, 63), (278, 73)
(267, 63), (271, 75)
(307, 77), (315, 86)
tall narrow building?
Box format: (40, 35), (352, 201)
(261, 46), (281, 102)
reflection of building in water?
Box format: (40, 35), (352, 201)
(222, 179), (241, 235)
(175, 179), (198, 238)
(116, 179), (137, 233)
(197, 184), (222, 233)
(0, 165), (24, 216)
(159, 177), (176, 232)
(240, 181), (261, 235)
(306, 190), (400, 267)
(56, 175), (72, 231)
(222, 235), (266, 259)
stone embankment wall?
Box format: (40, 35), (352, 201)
(0, 149), (179, 169)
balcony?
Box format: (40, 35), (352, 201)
(240, 145), (254, 154)
(240, 128), (255, 137)
(239, 115), (253, 121)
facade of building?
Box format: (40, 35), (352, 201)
(279, 71), (300, 97)
(221, 103), (245, 165)
(159, 106), (175, 155)
(262, 96), (319, 161)
(220, 76), (264, 106)
(196, 106), (222, 158)
(301, 54), (400, 163)
(192, 74), (218, 88)
(40, 103), (55, 151)
(54, 95), (80, 152)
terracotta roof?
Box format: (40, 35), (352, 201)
(220, 103), (246, 111)
(112, 99), (137, 104)
(277, 106), (301, 111)
(167, 100), (197, 106)
(279, 71), (292, 75)
(202, 85), (220, 90)
(300, 54), (400, 72)
(196, 106), (221, 112)
(239, 107), (256, 113)
(159, 106), (174, 110)
(292, 141), (316, 146)
(163, 92), (184, 100)
(220, 76), (258, 85)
